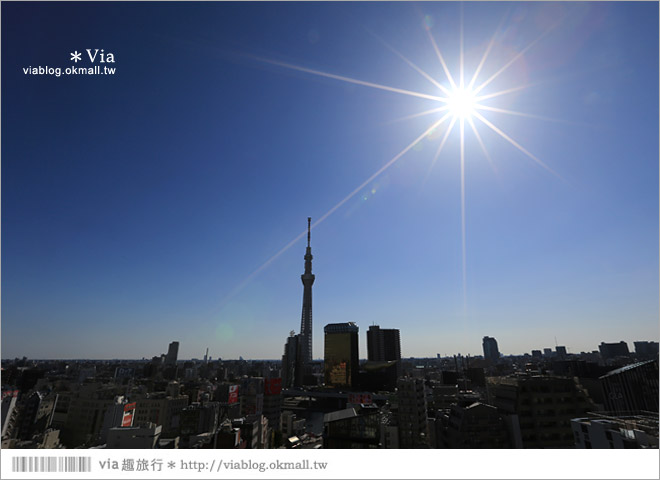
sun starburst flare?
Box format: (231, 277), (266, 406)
(229, 13), (567, 311)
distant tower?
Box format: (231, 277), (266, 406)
(482, 336), (500, 363)
(165, 341), (179, 365)
(299, 217), (315, 364)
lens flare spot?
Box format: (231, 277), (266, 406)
(214, 323), (235, 343)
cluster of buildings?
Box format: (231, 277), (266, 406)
(1, 218), (658, 449)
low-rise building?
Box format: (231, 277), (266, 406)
(323, 405), (380, 448)
(441, 402), (511, 448)
(106, 423), (162, 449)
(572, 412), (659, 449)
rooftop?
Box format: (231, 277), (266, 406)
(324, 408), (357, 423)
(599, 359), (658, 379)
(324, 323), (359, 334)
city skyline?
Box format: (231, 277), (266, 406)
(2, 2), (658, 360)
(3, 337), (657, 363)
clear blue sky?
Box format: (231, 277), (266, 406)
(2, 2), (658, 360)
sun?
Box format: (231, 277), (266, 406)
(243, 14), (565, 312)
(446, 86), (477, 119)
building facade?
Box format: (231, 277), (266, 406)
(490, 375), (596, 448)
(324, 323), (359, 388)
(396, 377), (429, 448)
(599, 359), (659, 413)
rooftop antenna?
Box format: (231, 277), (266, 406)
(307, 217), (311, 248)
(555, 336), (558, 347)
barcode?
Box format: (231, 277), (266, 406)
(11, 456), (92, 473)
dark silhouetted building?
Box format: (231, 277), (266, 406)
(359, 360), (399, 391)
(598, 341), (630, 361)
(213, 384), (240, 420)
(324, 323), (359, 388)
(482, 336), (500, 363)
(179, 402), (220, 437)
(165, 341), (179, 366)
(634, 341), (659, 358)
(467, 367), (486, 387)
(323, 405), (380, 448)
(367, 325), (401, 362)
(599, 359), (659, 414)
(397, 377), (429, 448)
(441, 402), (512, 448)
(281, 332), (303, 388)
(240, 377), (264, 417)
(263, 378), (282, 433)
(490, 375), (596, 448)
(17, 392), (57, 441)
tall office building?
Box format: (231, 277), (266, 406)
(482, 336), (500, 362)
(299, 217), (315, 364)
(367, 325), (401, 362)
(281, 332), (302, 389)
(324, 323), (359, 388)
(165, 341), (179, 366)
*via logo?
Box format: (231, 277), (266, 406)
(70, 49), (116, 63)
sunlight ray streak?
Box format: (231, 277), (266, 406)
(473, 25), (555, 96)
(459, 5), (464, 89)
(312, 116), (448, 229)
(467, 116), (497, 174)
(423, 114), (456, 185)
(368, 30), (452, 96)
(254, 56), (448, 103)
(475, 104), (593, 127)
(474, 83), (533, 102)
(425, 29), (457, 90)
(223, 116), (449, 304)
(460, 117), (467, 314)
(385, 105), (451, 124)
(473, 111), (565, 181)
(466, 16), (506, 91)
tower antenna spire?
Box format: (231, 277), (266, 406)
(299, 216), (315, 368)
(307, 217), (311, 247)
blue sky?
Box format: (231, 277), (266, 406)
(2, 2), (658, 360)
